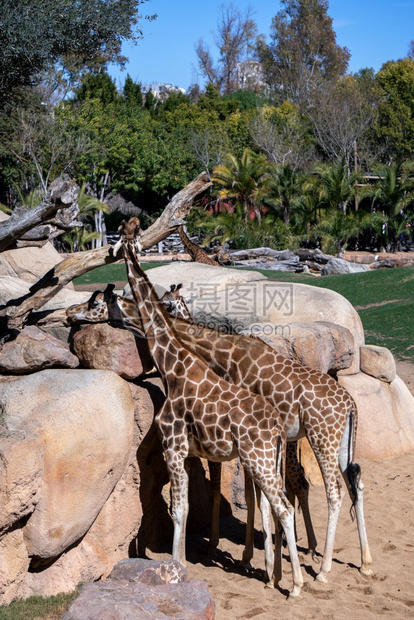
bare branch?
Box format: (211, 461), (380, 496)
(0, 172), (212, 330)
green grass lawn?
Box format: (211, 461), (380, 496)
(73, 261), (165, 286)
(0, 590), (80, 620)
(74, 260), (414, 364)
(241, 265), (414, 363)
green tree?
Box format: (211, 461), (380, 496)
(310, 158), (360, 214)
(360, 162), (414, 250)
(0, 0), (155, 100)
(212, 148), (272, 223)
(123, 74), (143, 107)
(373, 58), (414, 163)
(310, 209), (373, 256)
(265, 163), (304, 225)
(75, 72), (118, 104)
(257, 0), (349, 108)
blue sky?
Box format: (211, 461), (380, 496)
(108, 0), (414, 91)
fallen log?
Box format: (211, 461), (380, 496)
(0, 172), (212, 331)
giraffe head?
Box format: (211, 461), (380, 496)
(160, 284), (192, 320)
(66, 287), (111, 324)
(112, 217), (143, 256)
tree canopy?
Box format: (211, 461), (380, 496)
(0, 0), (155, 99)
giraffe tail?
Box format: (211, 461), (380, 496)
(346, 405), (361, 520)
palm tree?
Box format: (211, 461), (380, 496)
(311, 158), (361, 214)
(310, 209), (374, 256)
(360, 162), (414, 250)
(62, 227), (103, 252)
(77, 184), (110, 249)
(265, 163), (304, 226)
(211, 148), (272, 224)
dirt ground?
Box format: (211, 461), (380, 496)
(148, 360), (414, 620)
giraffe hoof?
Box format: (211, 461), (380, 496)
(315, 572), (328, 583)
(311, 550), (320, 563)
(359, 566), (373, 577)
(264, 581), (275, 590)
(288, 591), (303, 600)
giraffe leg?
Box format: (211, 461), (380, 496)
(260, 483), (303, 598)
(286, 443), (317, 555)
(240, 443), (303, 598)
(315, 479), (345, 583)
(241, 469), (255, 568)
(253, 482), (275, 586)
(207, 461), (221, 555)
(165, 451), (190, 566)
(338, 417), (372, 577)
(306, 427), (345, 583)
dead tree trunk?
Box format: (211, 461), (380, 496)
(0, 172), (211, 331)
(0, 176), (80, 252)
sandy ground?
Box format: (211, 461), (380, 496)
(147, 360), (414, 620)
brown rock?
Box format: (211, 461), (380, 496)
(0, 430), (43, 534)
(0, 528), (30, 605)
(0, 326), (78, 374)
(338, 372), (414, 459)
(109, 558), (187, 585)
(0, 239), (74, 289)
(63, 559), (215, 620)
(243, 321), (354, 374)
(73, 323), (153, 380)
(15, 378), (168, 601)
(360, 344), (396, 382)
(287, 321), (354, 373)
(0, 369), (134, 562)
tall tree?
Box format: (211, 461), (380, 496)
(195, 3), (258, 95)
(0, 0), (155, 100)
(123, 74), (143, 107)
(373, 58), (414, 164)
(257, 0), (350, 108)
(307, 72), (379, 168)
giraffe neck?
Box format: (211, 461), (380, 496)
(124, 244), (186, 376)
(179, 226), (216, 265)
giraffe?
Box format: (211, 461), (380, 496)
(67, 284), (316, 580)
(67, 267), (372, 585)
(115, 217), (304, 598)
(178, 225), (218, 266)
(160, 284), (193, 320)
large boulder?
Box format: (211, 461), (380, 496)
(244, 320), (355, 374)
(0, 275), (91, 343)
(338, 372), (414, 459)
(63, 559), (215, 620)
(360, 344), (396, 383)
(0, 375), (169, 603)
(0, 326), (79, 374)
(0, 275), (90, 311)
(144, 265), (364, 375)
(321, 257), (370, 275)
(73, 323), (153, 379)
(0, 369), (134, 562)
(0, 430), (43, 534)
(127, 261), (267, 299)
